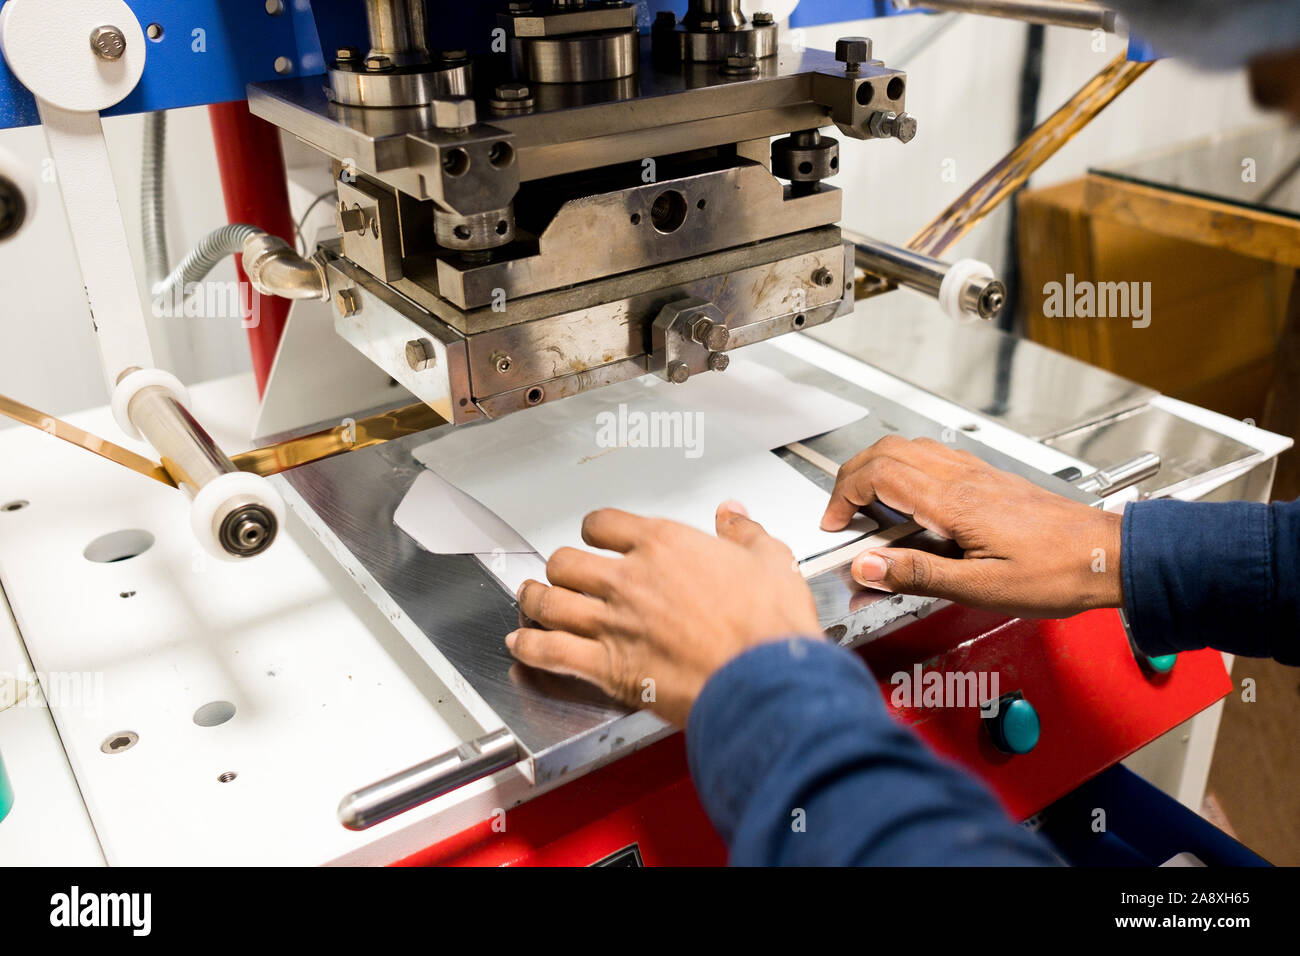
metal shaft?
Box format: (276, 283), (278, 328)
(337, 728), (520, 830)
(897, 0), (1117, 32)
(364, 0), (429, 63)
(685, 0), (746, 30)
(127, 385), (277, 557)
(848, 231), (1007, 320)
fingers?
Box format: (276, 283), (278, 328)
(852, 547), (990, 603)
(506, 626), (609, 683)
(715, 500), (766, 548)
(821, 456), (950, 535)
(546, 546), (620, 598)
(716, 501), (799, 569)
(821, 436), (987, 532)
(518, 579), (608, 636)
(581, 508), (657, 554)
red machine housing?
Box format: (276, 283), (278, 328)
(397, 606), (1230, 866)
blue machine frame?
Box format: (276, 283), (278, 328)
(0, 1), (1154, 131)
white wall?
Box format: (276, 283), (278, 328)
(0, 13), (1273, 424)
(0, 106), (252, 424)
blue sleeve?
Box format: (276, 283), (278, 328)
(1122, 498), (1300, 665)
(685, 638), (1059, 866)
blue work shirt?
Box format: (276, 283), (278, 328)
(686, 498), (1300, 865)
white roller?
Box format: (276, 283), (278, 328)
(190, 472), (285, 561)
(938, 257), (994, 322)
(110, 368), (189, 440)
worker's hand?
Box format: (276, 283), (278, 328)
(821, 436), (1123, 618)
(507, 502), (821, 727)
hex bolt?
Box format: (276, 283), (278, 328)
(722, 53), (759, 75)
(691, 317), (731, 351)
(708, 352), (730, 372)
(811, 267), (835, 288)
(666, 361), (691, 384)
(752, 11), (776, 26)
(90, 25), (127, 61)
(333, 288), (360, 318)
(335, 46), (360, 62)
(492, 351), (513, 374)
(892, 111), (918, 143)
(405, 338), (437, 371)
(364, 54), (394, 72)
(494, 82), (531, 101)
(870, 110), (918, 143)
(835, 36), (871, 75)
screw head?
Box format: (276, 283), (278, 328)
(333, 288), (360, 318)
(893, 111), (918, 144)
(812, 267), (835, 288)
(752, 11), (776, 26)
(493, 352), (513, 374)
(90, 25), (127, 61)
(708, 352), (730, 372)
(406, 338), (437, 371)
(666, 361), (691, 385)
(835, 35), (871, 70)
(335, 46), (360, 61)
(364, 54), (394, 72)
(692, 317), (731, 351)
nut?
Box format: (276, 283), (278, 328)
(722, 53), (759, 75)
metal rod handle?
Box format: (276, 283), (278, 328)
(338, 728), (521, 831)
(1075, 452), (1161, 496)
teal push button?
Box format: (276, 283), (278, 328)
(0, 752), (13, 823)
(1142, 652), (1178, 675)
(984, 693), (1040, 755)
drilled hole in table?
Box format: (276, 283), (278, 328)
(84, 529), (154, 563)
(194, 700), (237, 727)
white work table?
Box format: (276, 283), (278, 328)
(0, 373), (534, 866)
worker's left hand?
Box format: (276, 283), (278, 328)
(507, 502), (821, 727)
